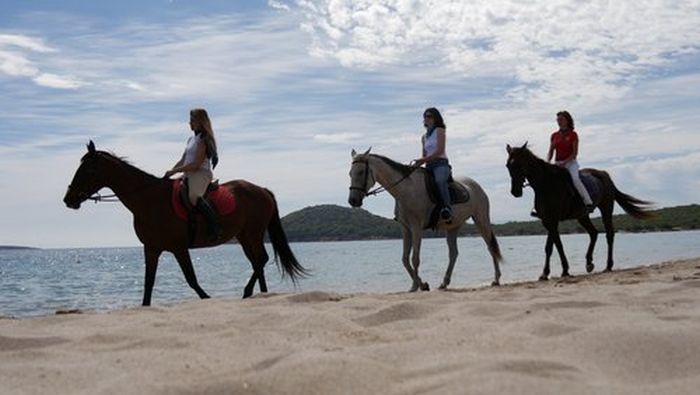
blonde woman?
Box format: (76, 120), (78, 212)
(165, 108), (221, 240)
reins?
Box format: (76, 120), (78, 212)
(87, 192), (119, 203)
(350, 159), (418, 197)
(81, 176), (168, 204)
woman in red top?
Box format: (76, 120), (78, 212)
(547, 110), (594, 210)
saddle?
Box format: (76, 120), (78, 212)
(423, 170), (470, 229)
(562, 170), (602, 217)
(171, 179), (236, 221)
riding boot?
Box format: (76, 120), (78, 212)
(195, 197), (222, 241)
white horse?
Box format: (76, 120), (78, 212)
(348, 148), (503, 291)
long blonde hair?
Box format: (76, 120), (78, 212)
(190, 108), (219, 168)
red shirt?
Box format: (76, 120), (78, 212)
(550, 130), (578, 162)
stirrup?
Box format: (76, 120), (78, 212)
(440, 208), (453, 223)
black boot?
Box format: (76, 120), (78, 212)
(195, 197), (222, 241)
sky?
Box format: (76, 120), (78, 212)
(1, 0), (699, 248)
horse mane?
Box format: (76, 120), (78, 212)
(95, 150), (160, 182)
(369, 154), (415, 177)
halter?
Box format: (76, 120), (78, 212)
(349, 159), (417, 197)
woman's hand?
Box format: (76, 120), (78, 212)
(411, 158), (426, 167)
(164, 169), (177, 178)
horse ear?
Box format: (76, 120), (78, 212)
(521, 141), (528, 150)
(363, 147), (371, 155)
(87, 140), (96, 153)
(506, 144), (512, 154)
(351, 149), (357, 157)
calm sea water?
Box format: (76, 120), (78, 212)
(2, 230), (699, 318)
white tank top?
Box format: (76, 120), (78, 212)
(184, 133), (211, 172)
(422, 129), (448, 160)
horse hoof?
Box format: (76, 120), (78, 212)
(538, 275), (548, 281)
(421, 282), (430, 291)
(586, 263), (594, 273)
(438, 283), (448, 290)
(491, 280), (500, 287)
(603, 268), (613, 273)
(409, 286), (419, 292)
(561, 272), (571, 278)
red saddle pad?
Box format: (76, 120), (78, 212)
(171, 180), (236, 220)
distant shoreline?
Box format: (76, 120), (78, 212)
(282, 227), (700, 244)
(0, 246), (39, 251)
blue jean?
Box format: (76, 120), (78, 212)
(427, 159), (452, 212)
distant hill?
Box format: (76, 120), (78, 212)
(281, 205), (401, 241)
(0, 245), (39, 250)
(280, 204), (700, 242)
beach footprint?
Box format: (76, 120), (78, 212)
(497, 358), (580, 379)
(354, 302), (432, 328)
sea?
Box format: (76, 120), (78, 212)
(2, 230), (700, 318)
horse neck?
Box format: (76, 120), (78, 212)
(367, 156), (416, 200)
(523, 154), (549, 191)
(99, 156), (163, 214)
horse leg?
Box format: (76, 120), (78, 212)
(577, 215), (598, 273)
(540, 233), (553, 281)
(439, 228), (459, 290)
(239, 232), (270, 298)
(411, 228), (430, 291)
(142, 246), (162, 306)
(400, 226), (419, 291)
(173, 249), (210, 299)
(551, 229), (570, 277)
(601, 206), (616, 271)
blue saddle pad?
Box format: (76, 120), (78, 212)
(580, 172), (601, 203)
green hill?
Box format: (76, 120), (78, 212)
(281, 204), (401, 241)
(280, 204), (700, 242)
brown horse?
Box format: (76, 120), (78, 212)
(506, 143), (654, 280)
(63, 141), (306, 305)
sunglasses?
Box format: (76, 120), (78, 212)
(423, 114), (433, 119)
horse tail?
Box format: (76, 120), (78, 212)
(613, 185), (655, 219)
(465, 179), (503, 263)
(264, 188), (308, 283)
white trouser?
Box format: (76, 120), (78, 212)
(562, 160), (593, 205)
(185, 169), (213, 206)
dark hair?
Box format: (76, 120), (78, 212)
(424, 107), (446, 129)
(556, 110), (575, 130)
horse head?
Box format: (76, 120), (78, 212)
(348, 147), (375, 207)
(506, 142), (530, 198)
(63, 140), (108, 209)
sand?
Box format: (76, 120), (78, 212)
(2, 258), (700, 394)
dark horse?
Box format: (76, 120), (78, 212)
(505, 143), (654, 280)
(63, 141), (307, 305)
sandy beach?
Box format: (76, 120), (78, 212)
(2, 258), (700, 394)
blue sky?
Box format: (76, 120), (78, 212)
(1, 1), (699, 248)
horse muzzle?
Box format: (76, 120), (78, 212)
(63, 189), (82, 209)
(348, 196), (363, 208)
(510, 186), (523, 198)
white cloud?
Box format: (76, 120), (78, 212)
(288, 0), (700, 105)
(314, 132), (362, 143)
(0, 34), (56, 52)
(269, 0), (291, 11)
(33, 72), (83, 89)
(0, 33), (83, 89)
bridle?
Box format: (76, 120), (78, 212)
(349, 159), (417, 197)
(507, 157), (531, 191)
